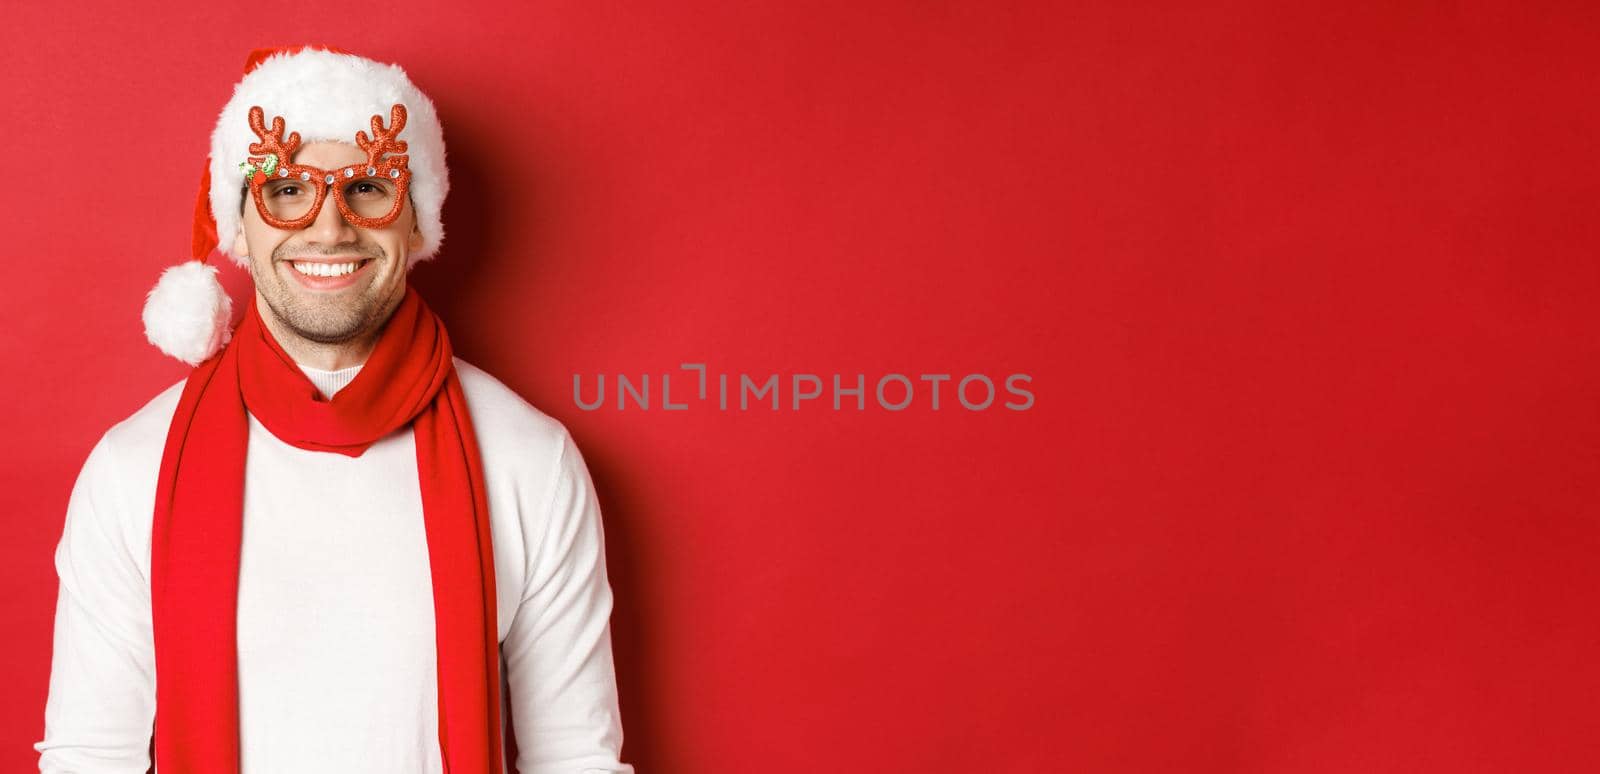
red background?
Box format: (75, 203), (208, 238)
(4, 1), (1598, 771)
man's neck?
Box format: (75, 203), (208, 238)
(254, 294), (376, 371)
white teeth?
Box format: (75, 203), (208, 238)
(292, 261), (363, 277)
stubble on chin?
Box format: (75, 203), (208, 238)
(250, 254), (396, 345)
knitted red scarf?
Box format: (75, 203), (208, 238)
(148, 284), (504, 773)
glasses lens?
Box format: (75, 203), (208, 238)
(259, 175), (318, 222)
(341, 174), (401, 221)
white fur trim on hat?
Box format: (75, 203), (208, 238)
(209, 48), (449, 268)
(143, 261), (233, 365)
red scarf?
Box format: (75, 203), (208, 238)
(148, 284), (505, 773)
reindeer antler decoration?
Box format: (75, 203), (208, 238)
(242, 106), (302, 181)
(355, 104), (410, 170)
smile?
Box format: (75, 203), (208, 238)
(291, 259), (371, 277)
(283, 257), (377, 290)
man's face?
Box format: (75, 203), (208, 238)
(232, 140), (423, 345)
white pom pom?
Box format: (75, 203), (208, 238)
(142, 261), (233, 365)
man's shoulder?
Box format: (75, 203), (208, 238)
(454, 357), (575, 468)
(66, 377), (185, 531)
(99, 377), (187, 462)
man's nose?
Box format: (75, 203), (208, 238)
(302, 188), (358, 244)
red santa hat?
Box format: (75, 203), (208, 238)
(142, 45), (450, 365)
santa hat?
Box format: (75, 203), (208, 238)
(142, 45), (450, 365)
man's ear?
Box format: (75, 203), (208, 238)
(408, 222), (423, 252)
(231, 229), (249, 258)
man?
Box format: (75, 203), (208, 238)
(34, 46), (634, 774)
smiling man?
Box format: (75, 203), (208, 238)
(34, 47), (634, 774)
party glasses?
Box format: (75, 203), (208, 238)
(240, 104), (413, 230)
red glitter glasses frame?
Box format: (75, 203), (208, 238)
(241, 104), (413, 230)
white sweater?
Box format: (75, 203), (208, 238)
(35, 359), (634, 774)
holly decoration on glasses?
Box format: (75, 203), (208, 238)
(238, 154), (279, 184)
